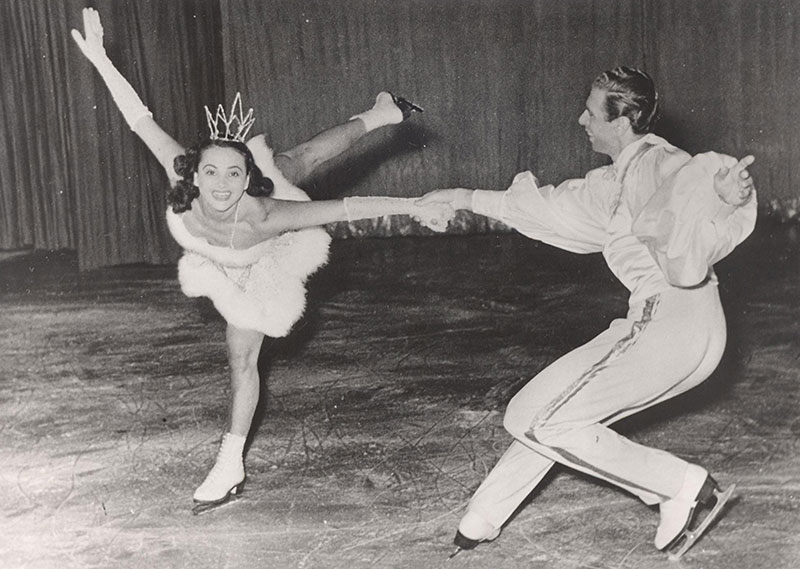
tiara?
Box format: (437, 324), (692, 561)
(204, 92), (255, 142)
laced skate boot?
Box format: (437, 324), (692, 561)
(449, 511), (501, 558)
(655, 464), (736, 560)
(192, 433), (246, 515)
(350, 92), (423, 132)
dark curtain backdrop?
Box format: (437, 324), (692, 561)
(221, 0), (646, 237)
(643, 0), (800, 210)
(2, 0), (798, 269)
(0, 0), (223, 268)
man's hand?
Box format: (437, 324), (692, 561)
(415, 188), (474, 211)
(714, 155), (756, 206)
(410, 201), (456, 233)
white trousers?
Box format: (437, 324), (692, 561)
(468, 283), (727, 529)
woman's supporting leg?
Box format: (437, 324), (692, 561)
(193, 324), (264, 509)
(225, 324), (265, 437)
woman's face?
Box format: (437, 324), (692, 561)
(193, 145), (250, 213)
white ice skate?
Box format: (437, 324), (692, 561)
(350, 91), (423, 133)
(449, 511), (501, 558)
(655, 464), (736, 561)
(192, 433), (246, 515)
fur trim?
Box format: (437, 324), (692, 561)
(166, 138), (331, 337)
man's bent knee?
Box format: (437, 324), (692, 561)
(503, 395), (539, 439)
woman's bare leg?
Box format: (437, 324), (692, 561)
(193, 324), (264, 509)
(225, 323), (265, 437)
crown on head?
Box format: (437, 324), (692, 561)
(204, 92), (255, 143)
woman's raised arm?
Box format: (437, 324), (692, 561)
(71, 8), (185, 187)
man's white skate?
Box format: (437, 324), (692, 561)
(665, 483), (736, 561)
(448, 511), (501, 559)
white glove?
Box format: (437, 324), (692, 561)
(71, 8), (152, 130)
(342, 196), (454, 233)
(349, 92), (404, 133)
(342, 196), (410, 221)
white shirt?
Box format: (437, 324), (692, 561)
(471, 135), (757, 304)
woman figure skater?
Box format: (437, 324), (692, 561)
(71, 7), (453, 514)
(420, 67), (756, 560)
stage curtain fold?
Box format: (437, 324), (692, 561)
(0, 1), (77, 250)
(220, 0), (646, 238)
(642, 0), (800, 215)
(0, 0), (223, 269)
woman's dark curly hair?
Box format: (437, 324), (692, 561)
(168, 138), (275, 213)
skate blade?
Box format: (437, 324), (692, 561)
(191, 483), (243, 516)
(667, 484), (736, 561)
(404, 99), (424, 113)
(448, 547), (463, 560)
(192, 493), (242, 515)
(390, 93), (424, 114)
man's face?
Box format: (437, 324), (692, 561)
(578, 88), (620, 158)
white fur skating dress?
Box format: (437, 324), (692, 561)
(165, 137), (331, 337)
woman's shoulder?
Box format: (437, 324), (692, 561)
(167, 206), (225, 245)
(242, 194), (277, 220)
(246, 135), (284, 178)
(167, 203), (273, 263)
(245, 135), (311, 199)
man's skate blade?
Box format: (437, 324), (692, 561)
(667, 484), (736, 561)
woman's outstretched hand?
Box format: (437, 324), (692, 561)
(410, 201), (456, 233)
(71, 8), (107, 65)
(714, 155), (756, 206)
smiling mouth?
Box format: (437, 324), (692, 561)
(211, 191), (232, 201)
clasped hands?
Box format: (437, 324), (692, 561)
(410, 188), (476, 232)
(409, 199), (455, 233)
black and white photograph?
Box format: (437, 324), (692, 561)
(1, 1), (798, 568)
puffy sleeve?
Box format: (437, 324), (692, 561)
(471, 170), (610, 254)
(632, 151), (757, 287)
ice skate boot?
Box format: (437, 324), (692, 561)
(655, 464), (736, 561)
(192, 433), (246, 515)
(350, 91), (422, 132)
(388, 92), (424, 119)
(448, 511), (501, 558)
